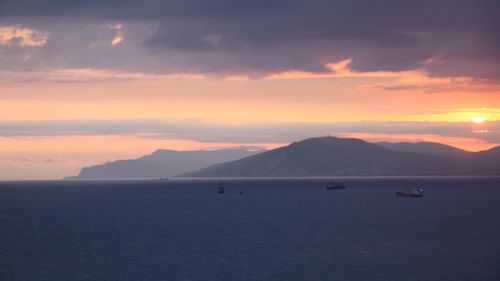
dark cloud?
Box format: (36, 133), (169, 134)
(0, 0), (499, 78)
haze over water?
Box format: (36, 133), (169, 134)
(1, 177), (499, 281)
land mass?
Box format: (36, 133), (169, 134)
(67, 136), (499, 179)
(180, 137), (500, 177)
(65, 148), (259, 179)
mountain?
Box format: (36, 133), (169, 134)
(476, 146), (500, 164)
(181, 136), (499, 177)
(478, 145), (500, 156)
(376, 141), (471, 157)
(67, 148), (259, 179)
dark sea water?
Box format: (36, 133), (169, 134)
(1, 177), (499, 281)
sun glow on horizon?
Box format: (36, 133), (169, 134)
(472, 116), (485, 124)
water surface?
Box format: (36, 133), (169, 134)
(1, 177), (499, 281)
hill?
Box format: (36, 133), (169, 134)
(67, 148), (258, 179)
(181, 137), (499, 177)
(376, 141), (471, 157)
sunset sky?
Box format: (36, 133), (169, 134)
(0, 0), (499, 179)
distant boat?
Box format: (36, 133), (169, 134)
(159, 177), (169, 181)
(326, 181), (346, 190)
(396, 187), (423, 197)
(217, 182), (225, 194)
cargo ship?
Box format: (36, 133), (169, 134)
(217, 182), (225, 194)
(395, 187), (423, 197)
(326, 181), (346, 190)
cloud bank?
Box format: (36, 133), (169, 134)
(0, 0), (499, 80)
(0, 119), (498, 144)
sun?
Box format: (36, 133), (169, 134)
(472, 116), (485, 124)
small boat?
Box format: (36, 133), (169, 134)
(326, 181), (346, 190)
(159, 177), (169, 181)
(217, 182), (225, 194)
(396, 187), (423, 197)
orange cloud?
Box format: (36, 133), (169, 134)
(265, 58), (498, 95)
(0, 25), (48, 46)
(0, 68), (208, 84)
(108, 23), (124, 46)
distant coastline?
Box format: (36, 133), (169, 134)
(65, 136), (499, 180)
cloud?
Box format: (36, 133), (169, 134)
(0, 0), (498, 80)
(0, 68), (206, 83)
(0, 157), (76, 164)
(358, 72), (496, 93)
(1, 57), (496, 95)
(0, 25), (48, 46)
(108, 23), (123, 46)
(0, 119), (498, 144)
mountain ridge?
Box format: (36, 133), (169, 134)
(180, 136), (499, 177)
(376, 141), (472, 156)
(65, 137), (499, 179)
(66, 148), (259, 179)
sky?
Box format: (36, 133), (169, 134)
(0, 0), (499, 179)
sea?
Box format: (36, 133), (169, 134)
(1, 177), (499, 281)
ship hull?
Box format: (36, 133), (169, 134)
(326, 186), (346, 190)
(395, 192), (423, 197)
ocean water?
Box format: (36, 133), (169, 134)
(1, 177), (499, 281)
